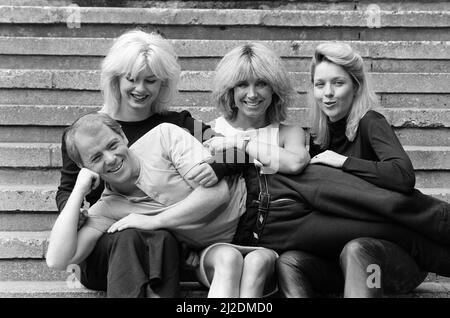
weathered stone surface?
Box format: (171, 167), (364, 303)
(0, 281), (105, 298)
(0, 260), (67, 281)
(1, 37), (449, 59)
(0, 105), (100, 125)
(0, 69), (52, 88)
(0, 89), (102, 106)
(0, 0), (448, 11)
(0, 126), (66, 143)
(2, 105), (450, 128)
(415, 171), (450, 188)
(0, 143), (61, 167)
(0, 7), (448, 27)
(0, 186), (56, 211)
(0, 168), (59, 186)
(0, 280), (448, 298)
(395, 128), (450, 147)
(0, 212), (57, 231)
(406, 146), (450, 170)
(1, 70), (449, 93)
(0, 231), (49, 258)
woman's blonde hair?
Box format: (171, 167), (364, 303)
(212, 42), (296, 123)
(309, 42), (378, 148)
(100, 29), (181, 117)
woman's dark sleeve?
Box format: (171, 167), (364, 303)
(308, 138), (323, 157)
(55, 131), (104, 212)
(342, 115), (416, 193)
(177, 110), (217, 143)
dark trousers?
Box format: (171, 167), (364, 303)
(80, 229), (180, 298)
(276, 238), (427, 297)
(233, 164), (450, 276)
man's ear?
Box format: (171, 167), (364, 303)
(121, 132), (129, 146)
(76, 162), (83, 169)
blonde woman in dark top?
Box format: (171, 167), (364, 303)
(276, 42), (427, 297)
(54, 29), (219, 297)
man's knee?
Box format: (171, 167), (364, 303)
(109, 229), (143, 247)
(340, 238), (385, 268)
(276, 250), (316, 271)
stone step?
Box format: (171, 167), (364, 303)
(0, 143), (61, 168)
(0, 231), (450, 297)
(1, 70), (449, 94)
(0, 185), (448, 215)
(0, 211), (57, 231)
(1, 280), (450, 298)
(0, 259), (68, 281)
(0, 105), (450, 146)
(4, 54), (450, 73)
(0, 231), (49, 258)
(0, 168), (60, 186)
(406, 146), (450, 170)
(0, 259), (204, 290)
(0, 37), (450, 72)
(1, 6), (448, 28)
(4, 38), (448, 59)
(0, 186), (57, 212)
(0, 281), (105, 298)
(0, 7), (448, 41)
(1, 90), (448, 110)
(1, 124), (449, 146)
(0, 142), (448, 170)
(1, 38), (448, 72)
(1, 0), (448, 11)
(0, 280), (209, 298)
(2, 258), (449, 285)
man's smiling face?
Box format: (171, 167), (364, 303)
(75, 124), (136, 185)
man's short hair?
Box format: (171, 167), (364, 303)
(64, 111), (123, 166)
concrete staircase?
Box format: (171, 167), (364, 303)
(0, 0), (449, 298)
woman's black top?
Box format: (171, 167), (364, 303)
(309, 110), (415, 193)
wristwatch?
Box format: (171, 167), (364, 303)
(241, 136), (251, 152)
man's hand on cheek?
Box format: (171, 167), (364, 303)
(74, 168), (100, 196)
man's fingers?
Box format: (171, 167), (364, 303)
(108, 219), (125, 233)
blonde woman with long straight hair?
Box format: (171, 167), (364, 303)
(277, 42), (427, 298)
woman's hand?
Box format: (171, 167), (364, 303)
(203, 136), (237, 154)
(185, 162), (218, 187)
(310, 150), (348, 168)
(107, 213), (160, 233)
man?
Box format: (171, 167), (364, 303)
(46, 112), (246, 296)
